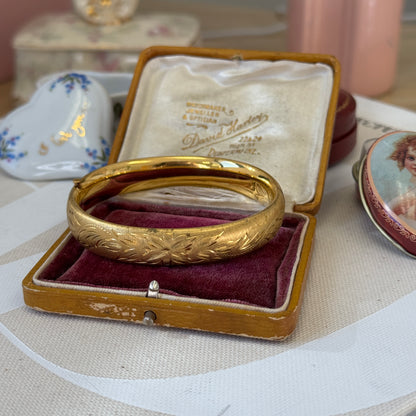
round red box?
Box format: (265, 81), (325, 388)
(329, 89), (357, 165)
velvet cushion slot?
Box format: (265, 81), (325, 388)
(38, 201), (305, 309)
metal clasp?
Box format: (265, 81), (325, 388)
(146, 280), (160, 298)
(231, 54), (243, 62)
(143, 281), (159, 325)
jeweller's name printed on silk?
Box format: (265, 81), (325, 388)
(181, 101), (268, 157)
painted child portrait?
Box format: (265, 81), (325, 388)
(387, 134), (416, 227)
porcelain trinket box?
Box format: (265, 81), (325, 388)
(0, 72), (113, 180)
(355, 131), (416, 257)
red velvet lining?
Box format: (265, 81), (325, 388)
(38, 200), (306, 309)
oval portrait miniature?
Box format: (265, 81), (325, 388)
(361, 131), (416, 256)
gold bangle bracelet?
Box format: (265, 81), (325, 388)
(67, 156), (285, 265)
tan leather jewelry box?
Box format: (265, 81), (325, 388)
(23, 46), (340, 340)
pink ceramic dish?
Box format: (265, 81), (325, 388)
(358, 131), (416, 257)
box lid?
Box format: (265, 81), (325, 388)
(112, 47), (340, 214)
(13, 12), (200, 52)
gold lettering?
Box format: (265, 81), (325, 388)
(189, 115), (217, 124)
(181, 112), (268, 153)
(182, 133), (201, 149)
(207, 146), (260, 157)
(186, 102), (230, 115)
(182, 127), (225, 151)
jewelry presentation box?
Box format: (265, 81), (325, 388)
(22, 46), (340, 340)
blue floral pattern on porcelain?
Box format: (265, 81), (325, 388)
(49, 73), (92, 95)
(0, 72), (113, 180)
(83, 137), (112, 172)
(0, 128), (27, 162)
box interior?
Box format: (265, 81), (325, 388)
(118, 55), (334, 209)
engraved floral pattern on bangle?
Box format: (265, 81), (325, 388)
(67, 209), (282, 266)
(82, 137), (111, 172)
(49, 73), (92, 95)
(0, 128), (27, 162)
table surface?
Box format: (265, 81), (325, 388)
(1, 2), (416, 415)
